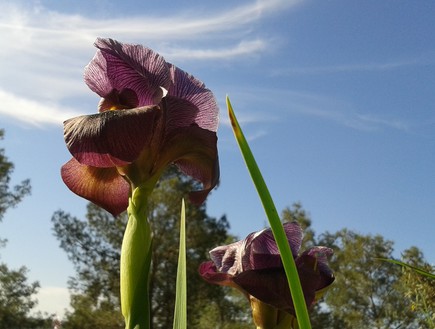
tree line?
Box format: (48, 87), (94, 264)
(1, 128), (434, 328)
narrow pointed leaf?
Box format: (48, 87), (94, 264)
(173, 199), (187, 329)
(227, 96), (311, 329)
(377, 258), (435, 279)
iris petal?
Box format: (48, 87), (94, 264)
(199, 222), (334, 316)
(94, 38), (172, 106)
(64, 106), (160, 167)
(166, 65), (219, 132)
(244, 223), (303, 271)
(156, 125), (219, 204)
(84, 50), (112, 98)
(198, 261), (234, 287)
(209, 240), (244, 275)
(61, 158), (130, 216)
(233, 268), (295, 312)
(297, 247), (335, 290)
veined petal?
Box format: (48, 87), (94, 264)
(98, 88), (139, 112)
(156, 125), (219, 205)
(94, 38), (172, 106)
(233, 268), (296, 313)
(209, 240), (244, 276)
(233, 260), (330, 315)
(166, 64), (219, 132)
(297, 247), (335, 291)
(84, 50), (111, 98)
(64, 106), (160, 167)
(61, 158), (129, 216)
(244, 222), (303, 271)
(198, 261), (235, 287)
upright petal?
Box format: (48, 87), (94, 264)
(61, 158), (130, 216)
(64, 106), (160, 167)
(209, 240), (245, 275)
(94, 38), (172, 106)
(84, 50), (112, 98)
(166, 64), (219, 132)
(244, 222), (303, 271)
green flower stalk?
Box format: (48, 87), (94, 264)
(61, 38), (219, 328)
(121, 186), (153, 328)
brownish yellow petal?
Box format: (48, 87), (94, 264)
(61, 158), (130, 216)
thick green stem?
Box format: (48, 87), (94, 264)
(121, 186), (153, 329)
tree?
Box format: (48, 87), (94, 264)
(400, 247), (435, 328)
(280, 202), (434, 329)
(0, 264), (40, 328)
(0, 129), (31, 224)
(52, 167), (251, 328)
(0, 129), (41, 328)
(316, 229), (421, 329)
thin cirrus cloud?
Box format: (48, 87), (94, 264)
(272, 56), (435, 76)
(0, 89), (83, 127)
(283, 91), (410, 131)
(163, 40), (267, 61)
(227, 88), (410, 132)
(0, 0), (303, 127)
(0, 0), (302, 55)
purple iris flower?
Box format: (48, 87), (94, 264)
(61, 38), (219, 215)
(199, 222), (334, 316)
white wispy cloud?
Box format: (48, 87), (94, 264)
(0, 0), (301, 56)
(272, 55), (435, 76)
(0, 0), (303, 126)
(223, 88), (410, 132)
(0, 89), (83, 127)
(163, 40), (267, 61)
(282, 91), (410, 131)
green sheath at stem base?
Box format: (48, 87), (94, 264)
(121, 186), (153, 329)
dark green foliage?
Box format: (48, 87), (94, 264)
(399, 247), (435, 328)
(0, 264), (40, 328)
(316, 230), (423, 329)
(281, 203), (433, 329)
(0, 129), (41, 328)
(0, 129), (31, 223)
(52, 167), (251, 328)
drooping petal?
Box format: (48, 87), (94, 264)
(297, 247), (335, 292)
(156, 124), (219, 204)
(233, 268), (296, 313)
(233, 255), (332, 315)
(166, 64), (219, 132)
(94, 38), (172, 106)
(61, 158), (130, 216)
(198, 261), (235, 287)
(64, 106), (161, 167)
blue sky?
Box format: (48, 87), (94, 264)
(1, 0), (434, 318)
